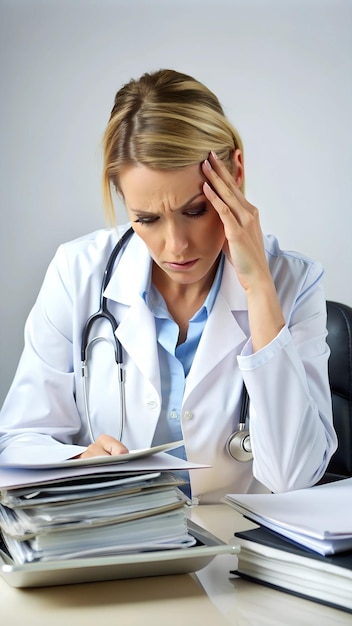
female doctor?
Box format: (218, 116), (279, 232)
(0, 69), (336, 503)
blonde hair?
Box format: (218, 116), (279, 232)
(102, 69), (244, 225)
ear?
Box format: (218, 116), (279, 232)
(231, 149), (244, 188)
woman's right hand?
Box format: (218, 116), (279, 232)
(76, 434), (129, 459)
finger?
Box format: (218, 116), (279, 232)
(79, 435), (129, 459)
(209, 151), (240, 194)
(203, 180), (237, 226)
(203, 153), (256, 216)
(109, 441), (129, 455)
(98, 434), (129, 455)
(78, 445), (108, 459)
(202, 158), (238, 209)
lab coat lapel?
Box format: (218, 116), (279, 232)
(184, 258), (248, 399)
(116, 298), (161, 393)
(103, 233), (161, 394)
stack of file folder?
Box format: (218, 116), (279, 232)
(0, 470), (195, 564)
(0, 446), (239, 588)
(224, 477), (352, 613)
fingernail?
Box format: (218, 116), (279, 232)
(203, 159), (211, 170)
(211, 150), (219, 160)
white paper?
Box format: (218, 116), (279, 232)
(0, 440), (184, 469)
(0, 452), (209, 491)
(225, 477), (352, 555)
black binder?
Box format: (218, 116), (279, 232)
(233, 526), (352, 614)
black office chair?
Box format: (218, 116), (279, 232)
(322, 300), (352, 482)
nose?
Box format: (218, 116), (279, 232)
(164, 221), (189, 257)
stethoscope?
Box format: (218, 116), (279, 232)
(81, 227), (134, 444)
(226, 385), (252, 462)
(80, 227), (253, 462)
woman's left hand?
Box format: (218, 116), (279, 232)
(202, 151), (285, 351)
(202, 151), (271, 294)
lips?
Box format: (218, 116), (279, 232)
(165, 259), (198, 270)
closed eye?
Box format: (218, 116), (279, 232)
(134, 215), (160, 225)
(184, 203), (208, 218)
(133, 202), (208, 225)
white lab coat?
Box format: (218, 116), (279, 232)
(0, 227), (337, 502)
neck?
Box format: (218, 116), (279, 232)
(151, 258), (220, 342)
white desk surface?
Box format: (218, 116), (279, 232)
(1, 504), (350, 626)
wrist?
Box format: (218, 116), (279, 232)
(246, 280), (285, 352)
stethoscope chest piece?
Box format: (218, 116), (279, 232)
(226, 383), (253, 461)
(226, 427), (253, 462)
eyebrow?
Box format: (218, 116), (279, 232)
(129, 192), (204, 214)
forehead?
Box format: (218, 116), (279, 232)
(119, 164), (205, 211)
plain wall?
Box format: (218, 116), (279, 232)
(1, 0), (351, 405)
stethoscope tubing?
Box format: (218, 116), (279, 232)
(80, 227), (134, 443)
(80, 227), (134, 364)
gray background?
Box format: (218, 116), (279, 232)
(1, 0), (351, 405)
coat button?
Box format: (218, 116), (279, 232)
(183, 410), (193, 421)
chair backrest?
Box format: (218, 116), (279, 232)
(323, 300), (352, 481)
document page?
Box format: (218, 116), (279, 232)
(0, 451), (208, 491)
(225, 478), (352, 554)
(0, 440), (184, 469)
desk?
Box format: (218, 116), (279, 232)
(1, 505), (350, 626)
